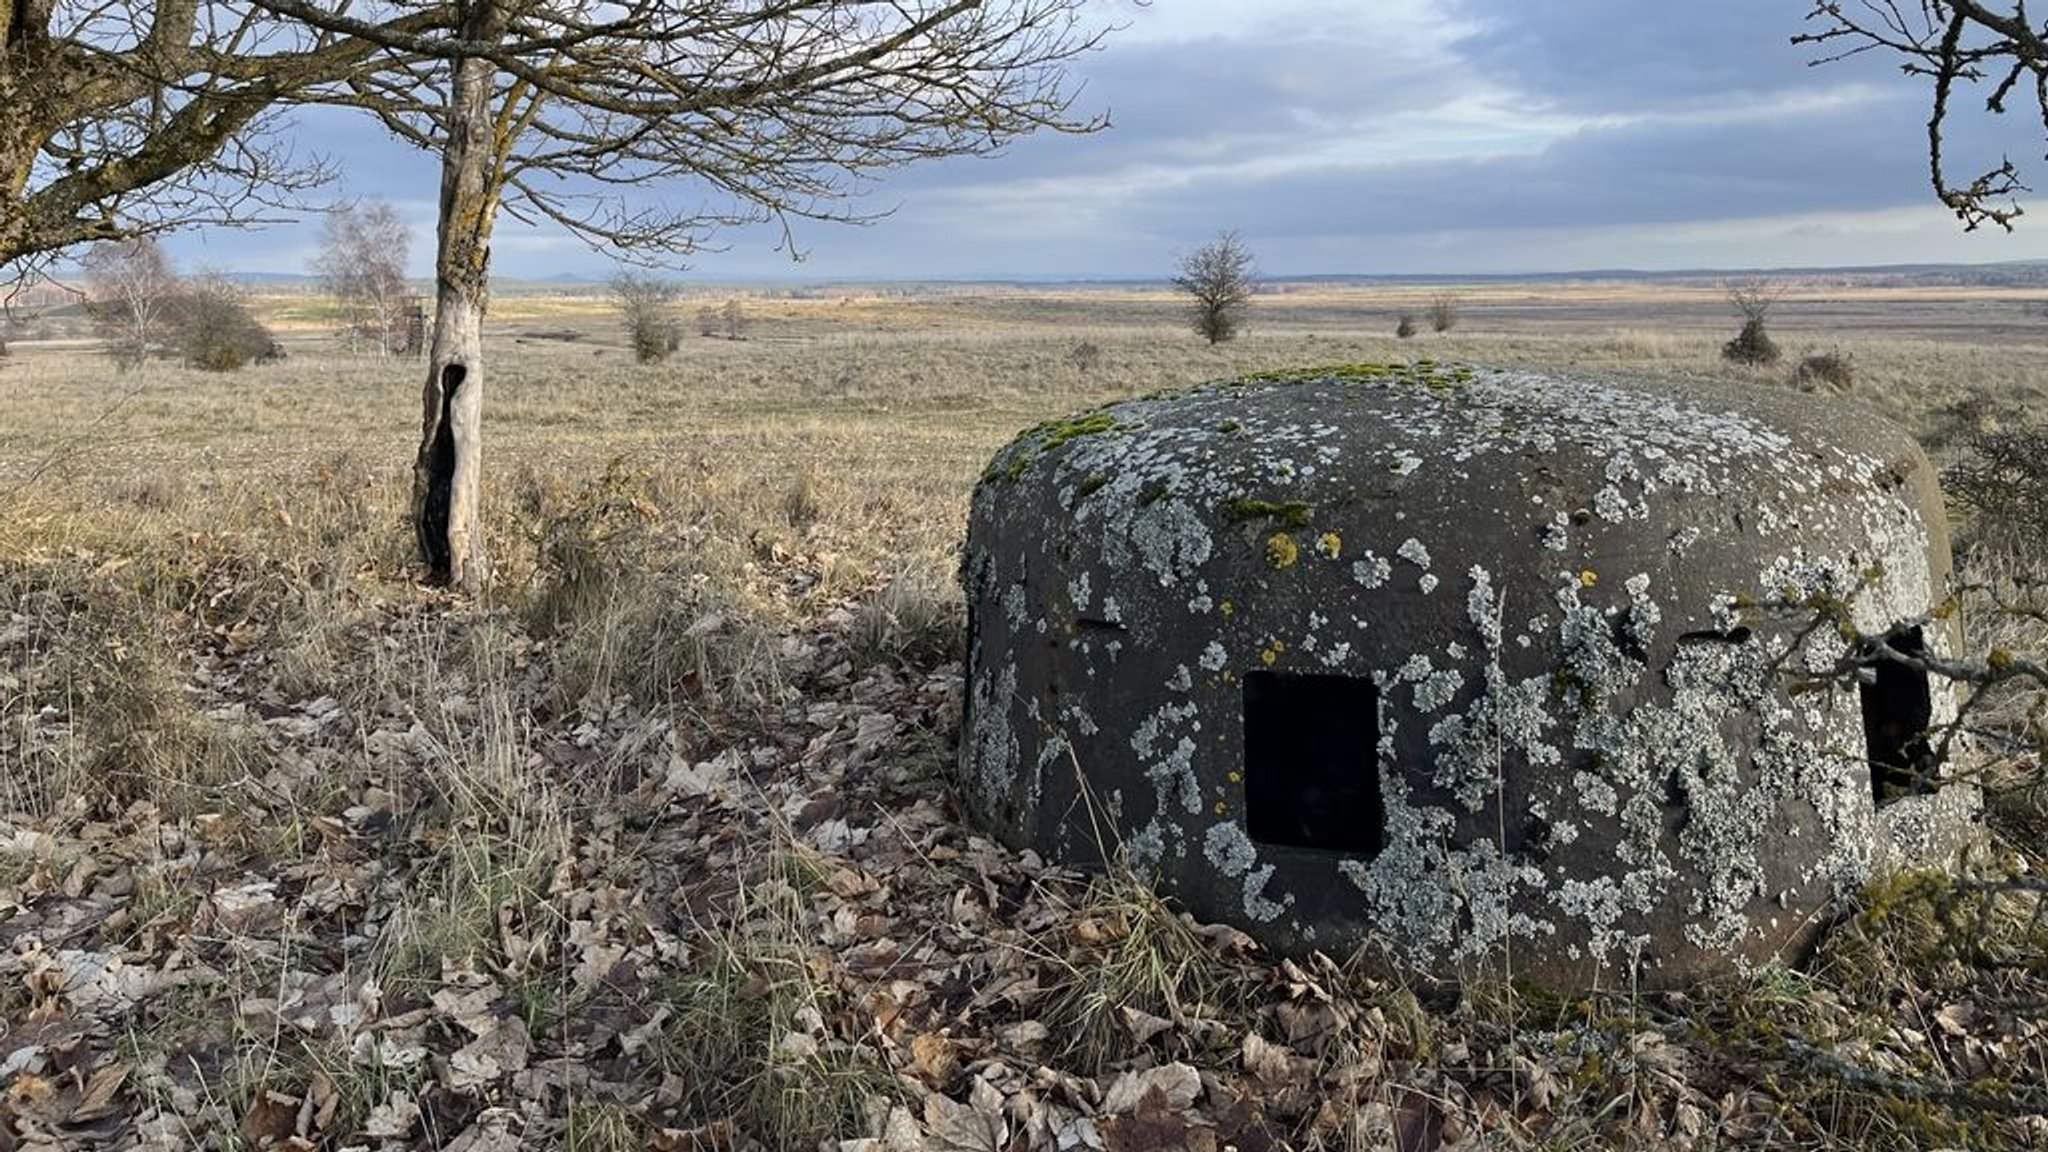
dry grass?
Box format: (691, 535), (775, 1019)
(2, 279), (2046, 1148)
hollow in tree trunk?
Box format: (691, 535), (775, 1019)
(411, 2), (504, 592)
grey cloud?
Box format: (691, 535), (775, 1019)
(864, 31), (1473, 201)
(1449, 0), (1846, 112)
(1121, 93), (1940, 246)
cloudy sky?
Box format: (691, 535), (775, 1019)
(168, 0), (2048, 281)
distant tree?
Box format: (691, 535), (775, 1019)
(315, 202), (412, 354)
(1799, 3), (2048, 231)
(721, 298), (747, 341)
(1173, 230), (1256, 344)
(1722, 280), (1782, 366)
(173, 274), (276, 371)
(1395, 313), (1418, 339)
(1428, 293), (1459, 333)
(611, 272), (681, 364)
(82, 239), (183, 369)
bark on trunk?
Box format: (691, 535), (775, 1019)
(412, 0), (504, 592)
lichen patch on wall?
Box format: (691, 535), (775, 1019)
(960, 364), (1975, 989)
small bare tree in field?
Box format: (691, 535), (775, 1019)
(721, 298), (747, 341)
(315, 201), (412, 355)
(1173, 230), (1256, 344)
(1722, 279), (1783, 366)
(82, 238), (182, 369)
(1428, 293), (1459, 333)
(611, 272), (681, 364)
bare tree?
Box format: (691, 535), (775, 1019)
(1428, 293), (1459, 333)
(0, 5), (434, 275)
(82, 239), (183, 369)
(9, 2), (1111, 588)
(611, 271), (681, 364)
(1173, 230), (1256, 345)
(1798, 2), (2048, 230)
(721, 298), (747, 341)
(315, 202), (413, 355)
(275, 0), (1115, 590)
(1722, 279), (1783, 366)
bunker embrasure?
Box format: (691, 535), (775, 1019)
(958, 364), (1977, 989)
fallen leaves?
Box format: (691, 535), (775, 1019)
(1, 544), (2043, 1152)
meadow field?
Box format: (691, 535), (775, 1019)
(1, 277), (2044, 1150)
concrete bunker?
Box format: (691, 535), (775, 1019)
(959, 364), (1977, 989)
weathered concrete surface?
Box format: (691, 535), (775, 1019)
(959, 363), (1975, 990)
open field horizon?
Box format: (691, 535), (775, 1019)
(2, 281), (2045, 1149)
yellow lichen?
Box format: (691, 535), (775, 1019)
(1266, 533), (1299, 569)
(1315, 531), (1342, 559)
(1578, 569), (1598, 588)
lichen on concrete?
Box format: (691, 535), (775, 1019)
(959, 362), (1975, 990)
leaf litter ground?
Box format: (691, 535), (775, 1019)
(2, 540), (2045, 1152)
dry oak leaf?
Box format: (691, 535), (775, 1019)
(1239, 1033), (1295, 1086)
(924, 1088), (1006, 1152)
(1100, 1087), (1212, 1152)
(241, 1089), (301, 1147)
(1117, 1007), (1174, 1047)
(361, 1091), (421, 1139)
(445, 1017), (533, 1091)
(1100, 1063), (1201, 1116)
(441, 1107), (524, 1152)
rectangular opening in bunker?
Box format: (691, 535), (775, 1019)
(1243, 671), (1384, 856)
(1861, 626), (1938, 807)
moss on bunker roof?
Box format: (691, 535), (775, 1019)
(981, 361), (1485, 486)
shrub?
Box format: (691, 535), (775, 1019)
(610, 271), (681, 364)
(1722, 279), (1783, 366)
(1395, 313), (1417, 339)
(1944, 422), (2048, 554)
(174, 277), (276, 371)
(1794, 349), (1854, 392)
(1428, 293), (1458, 333)
(1723, 318), (1780, 366)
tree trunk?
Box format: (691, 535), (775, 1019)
(412, 1), (504, 592)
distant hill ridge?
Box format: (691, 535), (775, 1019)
(139, 259), (2048, 294)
